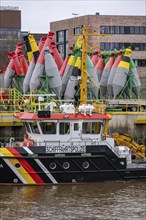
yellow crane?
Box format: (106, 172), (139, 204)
(80, 26), (111, 105)
(112, 133), (146, 159)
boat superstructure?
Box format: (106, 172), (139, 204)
(0, 102), (146, 184)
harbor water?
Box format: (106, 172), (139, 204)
(0, 181), (146, 220)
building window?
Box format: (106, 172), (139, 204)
(100, 42), (146, 51)
(135, 26), (139, 34)
(130, 26), (135, 34)
(57, 31), (64, 42)
(119, 26), (124, 34)
(65, 30), (68, 41)
(66, 43), (69, 56)
(114, 26), (119, 34)
(74, 27), (81, 35)
(56, 29), (68, 59)
(100, 26), (146, 34)
(139, 27), (145, 34)
(124, 26), (130, 34)
(58, 44), (64, 58)
(138, 60), (146, 67)
(133, 59), (146, 67)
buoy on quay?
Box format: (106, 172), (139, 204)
(112, 48), (131, 98)
(0, 27), (145, 147)
(107, 50), (123, 98)
(100, 52), (114, 98)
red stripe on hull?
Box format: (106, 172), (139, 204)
(8, 148), (44, 184)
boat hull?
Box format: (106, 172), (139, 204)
(0, 145), (146, 185)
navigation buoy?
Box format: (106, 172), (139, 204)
(91, 50), (99, 66)
(44, 47), (62, 97)
(94, 54), (104, 81)
(4, 43), (23, 88)
(107, 50), (122, 97)
(112, 48), (132, 98)
(23, 36), (46, 93)
(64, 56), (81, 99)
(129, 58), (141, 98)
(100, 52), (114, 98)
(28, 34), (40, 63)
(17, 51), (28, 74)
(51, 42), (64, 70)
(87, 55), (100, 99)
(29, 32), (54, 91)
(60, 54), (75, 98)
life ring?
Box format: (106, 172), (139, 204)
(23, 138), (34, 147)
(15, 142), (20, 147)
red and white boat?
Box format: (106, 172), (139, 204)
(0, 102), (146, 184)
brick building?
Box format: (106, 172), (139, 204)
(0, 9), (145, 77)
(0, 8), (22, 69)
(0, 8), (44, 71)
(50, 14), (146, 77)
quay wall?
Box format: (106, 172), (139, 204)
(108, 113), (146, 145)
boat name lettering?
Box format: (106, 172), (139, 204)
(0, 6), (19, 10)
(46, 145), (86, 153)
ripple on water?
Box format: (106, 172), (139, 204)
(0, 181), (146, 220)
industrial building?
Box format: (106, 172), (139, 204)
(0, 8), (44, 71)
(0, 8), (21, 70)
(50, 14), (146, 77)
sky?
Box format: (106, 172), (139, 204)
(1, 0), (146, 33)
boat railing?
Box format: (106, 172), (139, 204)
(38, 139), (94, 147)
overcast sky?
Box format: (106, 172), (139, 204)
(1, 0), (146, 33)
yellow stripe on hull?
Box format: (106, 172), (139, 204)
(1, 148), (36, 184)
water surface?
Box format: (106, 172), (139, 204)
(0, 181), (146, 220)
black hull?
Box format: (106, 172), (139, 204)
(0, 145), (146, 184)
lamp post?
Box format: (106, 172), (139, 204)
(72, 13), (79, 43)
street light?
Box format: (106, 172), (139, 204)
(72, 13), (79, 43)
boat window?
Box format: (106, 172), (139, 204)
(82, 122), (101, 134)
(40, 122), (56, 135)
(63, 162), (70, 169)
(24, 122), (31, 133)
(59, 122), (70, 134)
(15, 163), (21, 169)
(74, 123), (79, 131)
(82, 161), (89, 169)
(49, 162), (56, 170)
(29, 122), (40, 134)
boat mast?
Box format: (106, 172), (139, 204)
(80, 27), (88, 105)
(80, 26), (111, 105)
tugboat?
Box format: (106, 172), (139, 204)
(0, 27), (146, 185)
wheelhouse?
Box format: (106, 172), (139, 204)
(18, 112), (110, 147)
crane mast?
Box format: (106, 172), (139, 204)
(80, 26), (111, 105)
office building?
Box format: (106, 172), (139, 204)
(50, 14), (146, 77)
